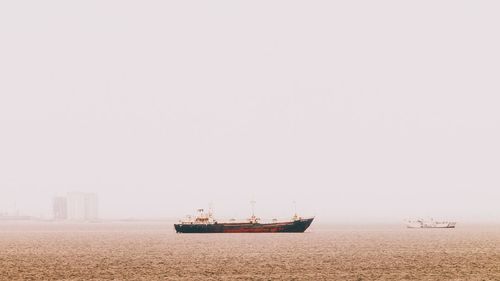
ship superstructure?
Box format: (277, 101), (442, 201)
(406, 218), (456, 228)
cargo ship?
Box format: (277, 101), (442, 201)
(174, 207), (314, 233)
(406, 218), (456, 228)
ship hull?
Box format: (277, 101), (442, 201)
(407, 225), (456, 229)
(174, 217), (314, 233)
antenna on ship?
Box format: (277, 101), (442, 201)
(250, 200), (256, 217)
(292, 201), (299, 221)
(249, 197), (259, 223)
(208, 202), (213, 218)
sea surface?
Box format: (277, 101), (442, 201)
(0, 221), (499, 280)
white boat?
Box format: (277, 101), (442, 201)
(406, 218), (456, 228)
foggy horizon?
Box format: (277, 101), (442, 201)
(1, 1), (499, 223)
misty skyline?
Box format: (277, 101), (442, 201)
(1, 1), (499, 222)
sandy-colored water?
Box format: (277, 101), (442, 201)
(0, 222), (499, 280)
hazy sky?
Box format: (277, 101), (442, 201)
(1, 1), (499, 222)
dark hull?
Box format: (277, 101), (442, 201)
(174, 217), (314, 233)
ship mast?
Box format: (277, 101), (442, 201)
(249, 200), (257, 223)
(208, 202), (213, 218)
(250, 200), (256, 217)
(292, 201), (299, 221)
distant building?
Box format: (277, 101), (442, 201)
(67, 192), (98, 221)
(53, 196), (68, 220)
(0, 211), (32, 221)
(57, 192), (99, 221)
(83, 193), (98, 220)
